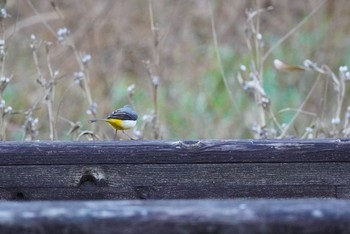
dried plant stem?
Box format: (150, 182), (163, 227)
(46, 48), (57, 140)
(277, 108), (317, 118)
(244, 5), (271, 132)
(26, 0), (56, 36)
(335, 76), (345, 122)
(22, 97), (42, 141)
(329, 67), (346, 135)
(147, 0), (160, 139)
(31, 41), (58, 140)
(254, 1), (266, 128)
(208, 1), (237, 111)
(72, 45), (93, 106)
(262, 0), (327, 62)
(50, 1), (95, 119)
(55, 82), (75, 127)
(267, 108), (282, 131)
(4, 12), (59, 37)
(0, 20), (5, 140)
(148, 0), (159, 65)
(46, 91), (56, 140)
(0, 104), (4, 140)
(249, 73), (266, 128)
(254, 0), (262, 78)
(152, 82), (158, 123)
(279, 75), (321, 138)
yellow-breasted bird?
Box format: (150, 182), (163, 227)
(89, 105), (138, 139)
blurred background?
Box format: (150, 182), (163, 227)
(1, 0), (350, 140)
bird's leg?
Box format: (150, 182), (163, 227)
(114, 130), (118, 140)
(122, 130), (134, 140)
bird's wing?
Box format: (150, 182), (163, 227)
(108, 110), (138, 121)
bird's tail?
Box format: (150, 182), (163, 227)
(89, 118), (107, 123)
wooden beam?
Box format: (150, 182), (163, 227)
(0, 199), (350, 234)
(0, 139), (349, 165)
(0, 140), (349, 199)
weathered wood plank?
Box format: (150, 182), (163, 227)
(0, 140), (348, 199)
(1, 199), (350, 234)
(0, 163), (349, 187)
(0, 185), (337, 200)
(0, 163), (347, 199)
(335, 186), (350, 198)
(0, 139), (349, 165)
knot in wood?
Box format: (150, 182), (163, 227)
(78, 168), (108, 187)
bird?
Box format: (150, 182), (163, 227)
(89, 105), (138, 139)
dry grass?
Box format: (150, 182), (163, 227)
(1, 0), (350, 140)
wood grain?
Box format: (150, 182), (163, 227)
(0, 140), (349, 199)
(1, 163), (349, 187)
(0, 163), (346, 199)
(0, 185), (337, 200)
(0, 139), (349, 165)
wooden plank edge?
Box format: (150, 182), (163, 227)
(0, 185), (337, 200)
(0, 199), (350, 234)
(0, 139), (350, 165)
